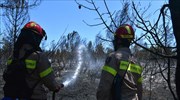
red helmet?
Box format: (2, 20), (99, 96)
(23, 21), (44, 37)
(114, 24), (134, 42)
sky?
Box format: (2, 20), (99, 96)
(28, 0), (168, 45)
(29, 0), (123, 44)
(0, 0), (168, 47)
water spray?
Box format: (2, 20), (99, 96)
(63, 44), (84, 87)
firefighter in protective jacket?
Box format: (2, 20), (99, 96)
(3, 21), (62, 100)
(96, 24), (143, 100)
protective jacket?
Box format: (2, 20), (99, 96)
(96, 47), (142, 100)
(5, 44), (59, 100)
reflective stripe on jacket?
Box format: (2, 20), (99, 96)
(96, 47), (143, 100)
(7, 59), (53, 78)
(6, 50), (58, 99)
(102, 61), (142, 83)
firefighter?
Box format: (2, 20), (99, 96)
(96, 24), (143, 100)
(3, 21), (62, 100)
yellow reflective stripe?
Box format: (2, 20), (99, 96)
(25, 59), (36, 69)
(7, 59), (37, 69)
(120, 61), (129, 67)
(120, 34), (133, 38)
(120, 61), (130, 71)
(125, 26), (131, 34)
(120, 61), (142, 74)
(7, 59), (12, 65)
(138, 77), (143, 83)
(130, 64), (142, 74)
(40, 67), (53, 78)
(102, 66), (117, 76)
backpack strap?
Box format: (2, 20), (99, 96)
(112, 56), (132, 100)
(18, 49), (42, 98)
(21, 49), (36, 61)
(11, 49), (36, 64)
(27, 51), (43, 96)
(114, 63), (131, 100)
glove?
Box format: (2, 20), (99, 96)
(54, 84), (64, 92)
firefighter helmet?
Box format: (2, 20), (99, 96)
(23, 21), (46, 39)
(114, 24), (134, 42)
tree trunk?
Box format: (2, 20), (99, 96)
(169, 0), (180, 99)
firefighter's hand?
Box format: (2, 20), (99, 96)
(54, 84), (64, 92)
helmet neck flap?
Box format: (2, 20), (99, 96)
(13, 21), (47, 59)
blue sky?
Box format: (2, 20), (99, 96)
(0, 0), (167, 47)
(29, 0), (123, 44)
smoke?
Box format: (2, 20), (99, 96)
(61, 44), (105, 88)
(63, 44), (85, 87)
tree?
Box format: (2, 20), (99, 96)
(75, 0), (178, 99)
(48, 31), (84, 77)
(131, 1), (178, 99)
(169, 0), (180, 99)
(1, 0), (41, 51)
(0, 0), (41, 71)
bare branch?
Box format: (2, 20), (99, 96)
(103, 0), (117, 28)
(82, 20), (104, 27)
(75, 0), (95, 10)
(132, 41), (177, 59)
(75, 0), (114, 33)
(96, 35), (112, 42)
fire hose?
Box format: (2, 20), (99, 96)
(52, 84), (64, 100)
